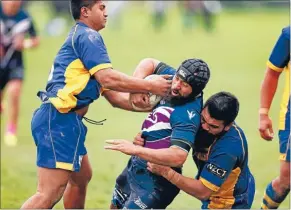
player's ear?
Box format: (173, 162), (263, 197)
(81, 7), (89, 18)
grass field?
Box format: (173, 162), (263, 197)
(1, 3), (290, 209)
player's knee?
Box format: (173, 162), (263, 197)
(7, 80), (22, 96)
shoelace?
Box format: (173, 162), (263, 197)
(83, 117), (107, 125)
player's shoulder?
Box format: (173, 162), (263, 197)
(171, 96), (202, 123)
(176, 95), (203, 113)
(15, 9), (31, 21)
(213, 124), (246, 155)
(75, 22), (103, 42)
(282, 26), (290, 39)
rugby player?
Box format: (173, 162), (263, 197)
(0, 0), (40, 146)
(259, 26), (290, 209)
(21, 0), (170, 208)
(105, 57), (211, 209)
(148, 92), (256, 209)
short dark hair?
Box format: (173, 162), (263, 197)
(70, 0), (99, 20)
(203, 91), (239, 126)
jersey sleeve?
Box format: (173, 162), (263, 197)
(267, 26), (290, 72)
(76, 31), (112, 75)
(170, 108), (200, 153)
(154, 62), (176, 76)
(199, 140), (238, 192)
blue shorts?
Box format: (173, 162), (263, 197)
(279, 130), (290, 162)
(279, 101), (290, 162)
(111, 156), (180, 209)
(31, 103), (87, 172)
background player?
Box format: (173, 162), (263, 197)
(0, 0), (40, 146)
(148, 92), (255, 209)
(105, 58), (210, 209)
(21, 0), (170, 209)
(259, 26), (290, 209)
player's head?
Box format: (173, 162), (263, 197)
(169, 58), (210, 105)
(201, 91), (239, 136)
(70, 0), (107, 31)
(1, 0), (22, 16)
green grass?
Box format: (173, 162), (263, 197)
(1, 3), (290, 209)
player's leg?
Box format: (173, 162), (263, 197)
(110, 166), (131, 209)
(22, 103), (87, 208)
(21, 167), (71, 208)
(261, 131), (290, 209)
(63, 154), (92, 209)
(4, 67), (24, 146)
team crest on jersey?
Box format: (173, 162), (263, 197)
(187, 110), (196, 120)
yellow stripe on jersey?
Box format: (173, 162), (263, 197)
(267, 61), (285, 73)
(200, 177), (220, 192)
(50, 59), (90, 113)
(89, 63), (112, 75)
(207, 167), (241, 209)
(279, 62), (290, 130)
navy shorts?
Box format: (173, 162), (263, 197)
(0, 66), (24, 90)
(31, 103), (87, 172)
(111, 156), (180, 209)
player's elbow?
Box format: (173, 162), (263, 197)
(169, 148), (187, 167)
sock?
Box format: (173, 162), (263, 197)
(6, 123), (16, 134)
(261, 182), (290, 209)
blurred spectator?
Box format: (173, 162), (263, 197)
(148, 1), (169, 32)
(180, 0), (221, 32)
(106, 1), (128, 30)
(46, 1), (71, 36)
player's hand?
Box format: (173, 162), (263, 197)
(149, 75), (172, 97)
(104, 139), (138, 155)
(130, 93), (151, 110)
(147, 162), (171, 177)
(259, 114), (274, 141)
(133, 132), (145, 147)
(13, 35), (25, 51)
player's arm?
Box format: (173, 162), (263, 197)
(23, 16), (40, 49)
(147, 163), (213, 200)
(149, 140), (239, 201)
(105, 109), (200, 167)
(77, 32), (171, 96)
(259, 27), (289, 140)
(102, 90), (148, 112)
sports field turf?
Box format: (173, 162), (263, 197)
(1, 3), (290, 208)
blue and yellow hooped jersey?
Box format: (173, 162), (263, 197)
(42, 22), (112, 113)
(267, 26), (290, 130)
(193, 124), (253, 209)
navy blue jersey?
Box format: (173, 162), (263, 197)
(0, 6), (37, 69)
(193, 124), (253, 208)
(141, 64), (202, 153)
(40, 22), (112, 113)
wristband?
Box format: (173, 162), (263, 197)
(259, 108), (269, 115)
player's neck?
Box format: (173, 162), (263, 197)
(77, 19), (99, 32)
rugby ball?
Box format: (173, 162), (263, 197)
(131, 75), (163, 111)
